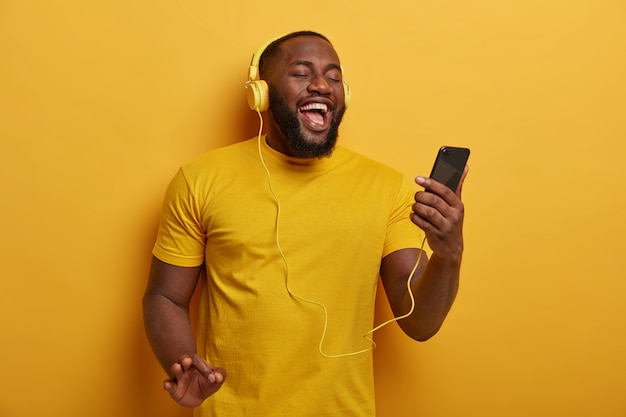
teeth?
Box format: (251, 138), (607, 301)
(300, 103), (328, 113)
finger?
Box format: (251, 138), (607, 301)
(416, 176), (457, 205)
(191, 354), (212, 378)
(178, 355), (193, 370)
(455, 165), (469, 196)
(410, 211), (435, 233)
(163, 378), (177, 394)
(412, 193), (447, 230)
(414, 190), (456, 223)
(169, 362), (185, 380)
(211, 367), (227, 383)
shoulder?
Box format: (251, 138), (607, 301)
(334, 146), (406, 181)
(163, 138), (260, 200)
(176, 138), (258, 180)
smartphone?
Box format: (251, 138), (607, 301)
(429, 146), (470, 191)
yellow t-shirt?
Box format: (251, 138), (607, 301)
(153, 137), (424, 417)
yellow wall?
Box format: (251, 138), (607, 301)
(1, 1), (625, 416)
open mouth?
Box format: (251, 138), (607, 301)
(298, 102), (331, 132)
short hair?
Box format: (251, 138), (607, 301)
(258, 31), (332, 79)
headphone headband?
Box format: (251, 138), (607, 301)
(247, 36), (279, 82)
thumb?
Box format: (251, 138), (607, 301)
(456, 165), (469, 196)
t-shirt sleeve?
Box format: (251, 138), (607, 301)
(152, 167), (206, 267)
(382, 178), (425, 257)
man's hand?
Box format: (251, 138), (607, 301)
(411, 166), (468, 261)
(163, 354), (226, 408)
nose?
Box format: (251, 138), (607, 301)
(307, 74), (332, 95)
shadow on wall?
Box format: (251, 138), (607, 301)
(123, 75), (285, 416)
(199, 65), (265, 150)
(126, 209), (194, 417)
(231, 98), (268, 144)
(116, 66), (261, 417)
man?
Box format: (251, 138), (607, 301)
(143, 31), (467, 416)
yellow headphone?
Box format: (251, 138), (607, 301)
(247, 35), (425, 359)
(245, 35), (352, 112)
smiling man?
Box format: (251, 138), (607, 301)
(143, 31), (467, 417)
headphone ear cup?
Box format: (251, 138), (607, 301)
(246, 80), (269, 111)
(343, 81), (351, 108)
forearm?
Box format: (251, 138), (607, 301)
(143, 294), (197, 374)
(399, 253), (461, 341)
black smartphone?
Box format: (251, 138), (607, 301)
(429, 146), (470, 191)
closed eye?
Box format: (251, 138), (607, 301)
(326, 69), (343, 83)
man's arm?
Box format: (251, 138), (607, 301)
(143, 256), (226, 407)
(380, 167), (468, 341)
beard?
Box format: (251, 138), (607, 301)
(269, 88), (345, 159)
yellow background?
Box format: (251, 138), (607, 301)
(1, 1), (625, 416)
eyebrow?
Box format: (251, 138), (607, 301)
(289, 60), (342, 72)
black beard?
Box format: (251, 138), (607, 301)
(269, 88), (345, 159)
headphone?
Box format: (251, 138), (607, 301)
(247, 35), (424, 359)
(245, 35), (352, 112)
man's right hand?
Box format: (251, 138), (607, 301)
(163, 354), (226, 408)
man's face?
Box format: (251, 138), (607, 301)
(266, 36), (347, 158)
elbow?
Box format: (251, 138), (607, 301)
(142, 290), (155, 312)
(399, 320), (444, 342)
(408, 329), (440, 343)
(142, 290), (165, 319)
(142, 292), (155, 323)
